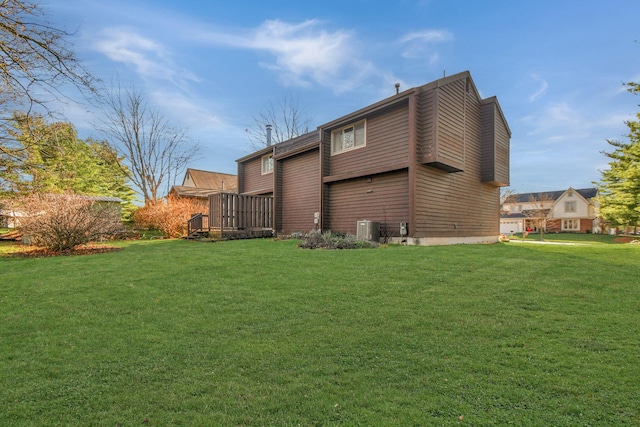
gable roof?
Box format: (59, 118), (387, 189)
(236, 145), (274, 164)
(238, 71), (492, 163)
(506, 188), (597, 203)
(169, 186), (229, 198)
(182, 168), (237, 190)
(170, 168), (238, 198)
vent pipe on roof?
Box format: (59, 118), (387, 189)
(266, 124), (272, 147)
(395, 83), (400, 94)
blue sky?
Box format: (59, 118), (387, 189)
(46, 0), (640, 193)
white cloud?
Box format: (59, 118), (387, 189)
(400, 29), (453, 44)
(521, 102), (592, 142)
(398, 29), (453, 62)
(253, 20), (352, 74)
(151, 90), (225, 131)
(194, 19), (375, 92)
(94, 27), (200, 88)
(528, 74), (548, 102)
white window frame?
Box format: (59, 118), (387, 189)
(565, 201), (577, 213)
(261, 154), (274, 175)
(331, 120), (366, 155)
(562, 219), (579, 231)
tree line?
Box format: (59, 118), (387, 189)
(0, 0), (199, 209)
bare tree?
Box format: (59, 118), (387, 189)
(99, 84), (199, 203)
(499, 188), (514, 215)
(245, 92), (313, 150)
(0, 0), (96, 167)
(522, 193), (555, 240)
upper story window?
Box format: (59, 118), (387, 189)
(261, 154), (274, 175)
(565, 201), (577, 213)
(331, 120), (366, 155)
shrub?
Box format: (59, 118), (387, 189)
(15, 193), (123, 252)
(298, 229), (378, 249)
(133, 194), (207, 238)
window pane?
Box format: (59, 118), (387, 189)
(331, 120), (366, 155)
(565, 201), (576, 213)
(332, 131), (343, 154)
(262, 155), (273, 174)
(343, 127), (354, 149)
(355, 123), (365, 147)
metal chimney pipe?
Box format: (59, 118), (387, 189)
(395, 83), (400, 94)
(266, 124), (272, 146)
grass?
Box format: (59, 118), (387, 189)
(1, 237), (639, 426)
(509, 232), (636, 245)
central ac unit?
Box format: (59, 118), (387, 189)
(357, 220), (379, 242)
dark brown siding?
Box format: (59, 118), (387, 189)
(414, 79), (500, 238)
(419, 79), (467, 172)
(416, 88), (435, 166)
(328, 169), (409, 236)
(320, 129), (332, 230)
(278, 149), (320, 234)
(480, 99), (510, 186)
(241, 156), (273, 195)
(328, 103), (409, 177)
(237, 162), (245, 193)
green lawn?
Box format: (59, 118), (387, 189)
(1, 238), (639, 426)
(509, 232), (635, 244)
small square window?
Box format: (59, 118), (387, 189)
(261, 154), (273, 175)
(331, 120), (366, 155)
(565, 201), (576, 213)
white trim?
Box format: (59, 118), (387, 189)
(261, 154), (274, 175)
(331, 119), (366, 155)
(561, 219), (580, 231)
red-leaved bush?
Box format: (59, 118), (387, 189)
(133, 194), (206, 238)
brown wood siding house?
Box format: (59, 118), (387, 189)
(235, 71), (510, 245)
(237, 147), (275, 196)
(277, 148), (320, 233)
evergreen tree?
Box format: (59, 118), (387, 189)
(3, 113), (136, 219)
(596, 83), (640, 231)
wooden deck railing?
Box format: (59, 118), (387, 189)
(187, 213), (209, 235)
(209, 192), (273, 230)
(187, 193), (274, 238)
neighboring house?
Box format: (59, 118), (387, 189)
(230, 71), (510, 245)
(500, 187), (599, 234)
(169, 168), (238, 199)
